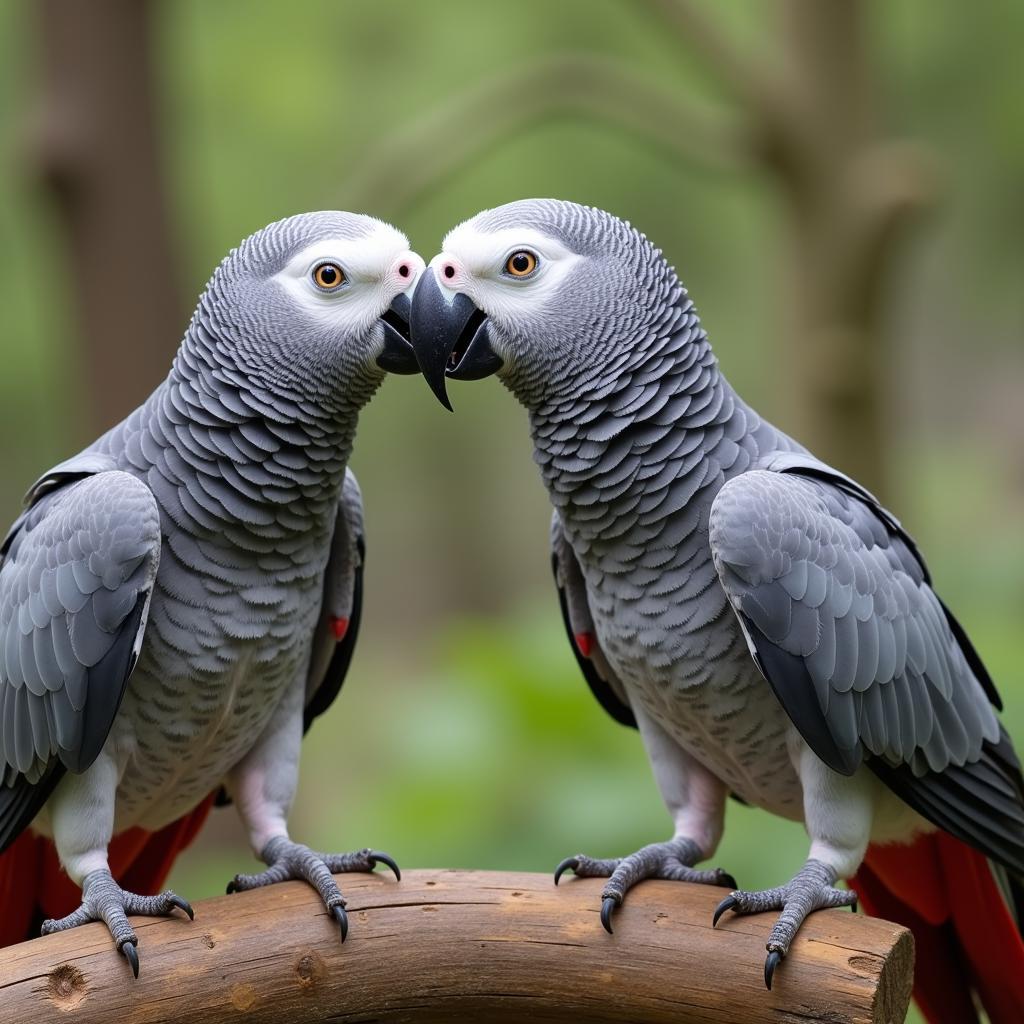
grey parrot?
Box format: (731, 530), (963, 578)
(0, 211), (423, 975)
(408, 198), (1024, 1017)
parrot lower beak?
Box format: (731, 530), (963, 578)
(409, 267), (501, 410)
(376, 291), (419, 375)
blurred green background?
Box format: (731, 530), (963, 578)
(1, 3), (1021, 1018)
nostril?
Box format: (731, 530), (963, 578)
(443, 264), (456, 280)
(398, 263), (411, 279)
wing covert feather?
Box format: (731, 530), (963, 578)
(710, 464), (1024, 873)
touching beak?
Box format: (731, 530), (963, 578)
(408, 267), (502, 410)
(376, 286), (419, 375)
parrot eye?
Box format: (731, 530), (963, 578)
(311, 261), (346, 291)
(505, 250), (538, 278)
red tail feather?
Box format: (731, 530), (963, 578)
(0, 794), (214, 949)
(851, 832), (1024, 1024)
(574, 631), (595, 658)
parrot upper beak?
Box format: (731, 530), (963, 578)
(376, 290), (419, 375)
(409, 267), (502, 410)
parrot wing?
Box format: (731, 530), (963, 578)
(551, 511), (636, 728)
(0, 455), (161, 851)
(302, 468), (365, 732)
(709, 456), (1024, 875)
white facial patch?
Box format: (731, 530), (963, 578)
(436, 223), (583, 323)
(273, 221), (418, 334)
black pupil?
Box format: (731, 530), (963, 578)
(318, 265), (338, 285)
(512, 253), (530, 273)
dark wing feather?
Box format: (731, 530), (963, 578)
(551, 512), (636, 728)
(873, 729), (1024, 872)
(303, 470), (365, 733)
(748, 640), (860, 776)
(0, 763), (63, 852)
(710, 462), (1024, 875)
(0, 466), (160, 851)
(936, 594), (1003, 710)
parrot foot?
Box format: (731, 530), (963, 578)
(226, 836), (400, 941)
(554, 836), (736, 934)
(711, 858), (857, 990)
(40, 868), (194, 979)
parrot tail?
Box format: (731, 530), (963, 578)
(851, 832), (1024, 1024)
(0, 794), (215, 949)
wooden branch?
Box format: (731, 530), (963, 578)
(0, 869), (912, 1023)
(339, 54), (749, 217)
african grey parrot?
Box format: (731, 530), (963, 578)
(0, 212), (423, 975)
(408, 198), (1024, 1019)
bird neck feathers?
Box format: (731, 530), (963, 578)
(526, 300), (745, 550)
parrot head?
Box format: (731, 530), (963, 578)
(201, 211), (424, 394)
(409, 199), (680, 410)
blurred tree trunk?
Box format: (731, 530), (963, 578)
(647, 0), (934, 498)
(762, 0), (932, 497)
(29, 0), (182, 439)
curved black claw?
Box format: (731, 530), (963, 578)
(554, 856), (579, 886)
(600, 896), (618, 934)
(717, 872), (739, 890)
(332, 904), (349, 942)
(764, 949), (783, 990)
(712, 894), (739, 928)
(122, 940), (140, 979)
(225, 879), (239, 895)
(170, 894), (195, 920)
(368, 850), (401, 882)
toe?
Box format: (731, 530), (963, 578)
(121, 940), (140, 979)
(368, 850), (401, 882)
(169, 894), (195, 920)
(226, 865), (280, 893)
(553, 856), (579, 885)
(39, 903), (93, 935)
(600, 895), (618, 934)
(563, 853), (620, 878)
(712, 894), (738, 927)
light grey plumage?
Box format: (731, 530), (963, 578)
(409, 198), (1024, 999)
(0, 211), (421, 970)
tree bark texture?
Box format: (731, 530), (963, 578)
(29, 0), (183, 437)
(0, 869), (914, 1024)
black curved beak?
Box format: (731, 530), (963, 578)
(375, 290), (419, 375)
(409, 267), (502, 410)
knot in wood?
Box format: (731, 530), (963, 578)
(47, 963), (87, 1011)
(295, 951), (325, 989)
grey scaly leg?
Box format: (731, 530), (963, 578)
(712, 858), (857, 989)
(555, 836), (737, 933)
(40, 868), (193, 978)
(226, 837), (399, 940)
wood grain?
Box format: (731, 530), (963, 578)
(0, 869), (913, 1023)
